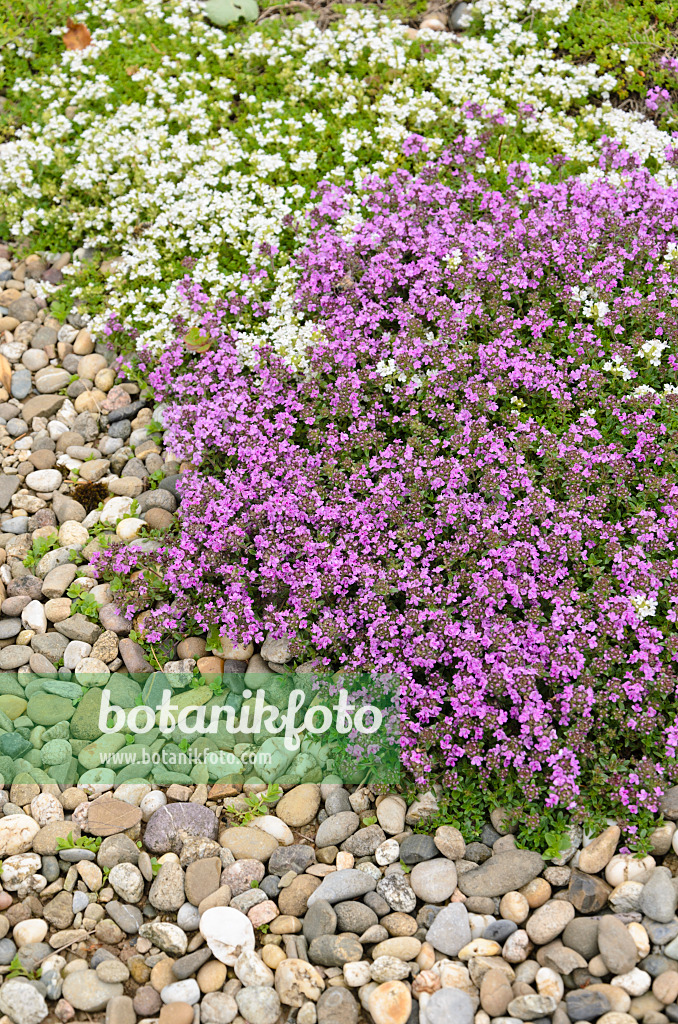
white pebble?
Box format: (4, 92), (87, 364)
(140, 791), (167, 821)
(611, 968), (651, 996)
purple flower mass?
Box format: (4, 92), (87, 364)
(104, 135), (678, 825)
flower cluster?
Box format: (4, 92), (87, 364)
(102, 135), (678, 825)
(2, 0), (678, 359)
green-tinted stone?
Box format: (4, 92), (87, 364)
(107, 677), (141, 708)
(69, 688), (103, 741)
(41, 739), (73, 766)
(0, 710), (14, 734)
(152, 765), (192, 785)
(0, 695), (26, 721)
(13, 717), (32, 732)
(14, 766), (52, 784)
(26, 693), (75, 727)
(24, 679), (47, 699)
(174, 686), (212, 713)
(42, 680), (84, 701)
(0, 678), (25, 698)
(78, 767), (116, 784)
(29, 726), (45, 748)
(141, 672), (166, 708)
(0, 733), (31, 759)
(48, 757), (78, 786)
(42, 721), (71, 742)
(25, 749), (42, 767)
(0, 756), (16, 783)
(114, 760), (152, 783)
(190, 763), (210, 784)
(78, 734), (126, 770)
(69, 740), (89, 756)
(223, 672), (246, 696)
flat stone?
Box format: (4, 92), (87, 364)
(641, 867), (678, 923)
(409, 858), (458, 904)
(425, 903), (472, 957)
(426, 988), (474, 1024)
(525, 901), (574, 944)
(85, 798), (142, 837)
(308, 934), (363, 967)
(578, 827), (620, 873)
(144, 802), (219, 854)
(566, 990), (612, 1020)
(567, 868), (612, 913)
(457, 850), (545, 897)
(315, 812), (360, 847)
(106, 901), (143, 934)
(598, 915), (639, 975)
(26, 692), (75, 726)
(219, 827), (278, 861)
(399, 833), (438, 864)
(307, 869), (377, 906)
(274, 784), (322, 828)
(21, 394), (65, 424)
(61, 970), (123, 1011)
(269, 844), (316, 876)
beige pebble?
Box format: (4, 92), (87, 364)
(261, 945), (286, 970)
(653, 971), (678, 1004)
(73, 329), (94, 355)
(500, 891), (530, 924)
(628, 922), (650, 959)
(197, 960), (227, 993)
(520, 878), (551, 908)
(416, 942), (435, 971)
(269, 916), (302, 935)
(150, 958), (176, 992)
(458, 939), (501, 961)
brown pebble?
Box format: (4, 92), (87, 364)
(159, 1003), (194, 1024)
(177, 636), (207, 660)
(133, 985), (162, 1016)
(150, 958), (176, 992)
(144, 507), (176, 531)
(520, 877), (551, 908)
(382, 913), (418, 937)
(653, 971), (678, 1004)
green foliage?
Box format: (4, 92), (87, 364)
(532, 0), (678, 117)
(23, 534), (60, 569)
(232, 784), (282, 824)
(6, 955), (41, 980)
(56, 831), (102, 852)
(66, 583), (100, 621)
(148, 469), (166, 490)
(405, 776), (661, 856)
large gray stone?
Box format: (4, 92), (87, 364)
(425, 903), (471, 957)
(307, 870), (377, 907)
(457, 850), (545, 897)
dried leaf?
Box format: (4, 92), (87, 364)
(86, 798), (142, 837)
(63, 18), (91, 51)
(125, 66), (139, 77)
(0, 355), (11, 394)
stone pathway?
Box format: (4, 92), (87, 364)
(0, 245), (177, 706)
(0, 781), (674, 1024)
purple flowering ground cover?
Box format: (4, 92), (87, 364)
(107, 132), (678, 847)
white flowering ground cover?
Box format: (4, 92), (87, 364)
(1, 0), (678, 362)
